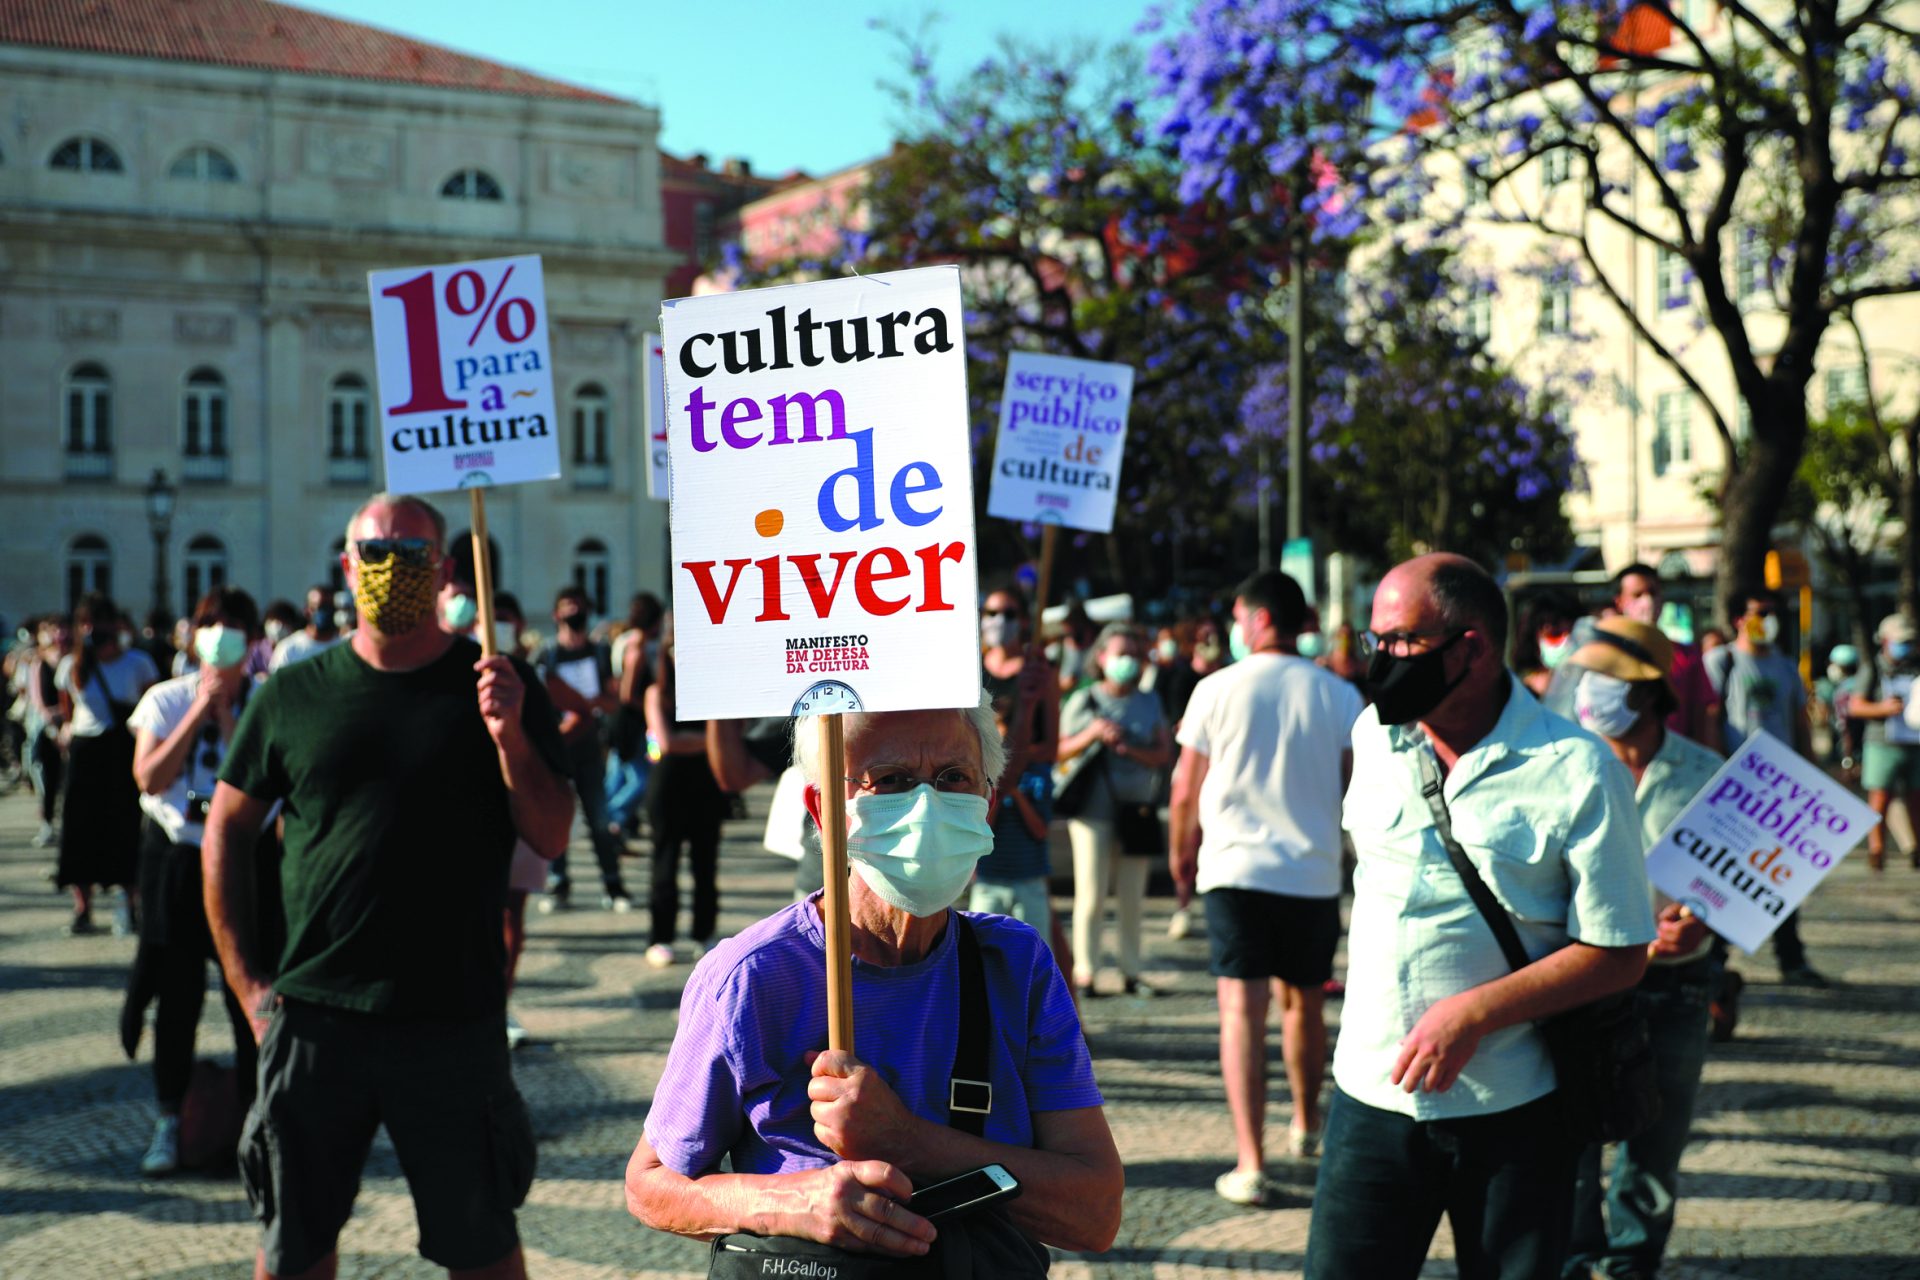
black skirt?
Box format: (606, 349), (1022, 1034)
(57, 728), (141, 890)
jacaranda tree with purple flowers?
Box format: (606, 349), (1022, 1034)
(733, 28), (1576, 594)
(1149, 0), (1920, 617)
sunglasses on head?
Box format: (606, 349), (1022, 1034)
(354, 538), (437, 568)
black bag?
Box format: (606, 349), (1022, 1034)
(1051, 746), (1103, 820)
(1415, 748), (1661, 1145)
(707, 918), (1047, 1280)
(1113, 802), (1162, 857)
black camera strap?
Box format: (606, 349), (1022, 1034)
(1415, 746), (1531, 974)
(947, 914), (992, 1136)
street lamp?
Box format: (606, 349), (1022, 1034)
(145, 468), (176, 618)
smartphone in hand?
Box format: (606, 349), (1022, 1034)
(906, 1163), (1020, 1223)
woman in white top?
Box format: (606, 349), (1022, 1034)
(55, 594), (158, 934)
(125, 586), (275, 1176)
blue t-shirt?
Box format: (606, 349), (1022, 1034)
(643, 895), (1101, 1176)
(978, 763), (1053, 883)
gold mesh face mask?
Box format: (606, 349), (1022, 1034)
(352, 554), (438, 636)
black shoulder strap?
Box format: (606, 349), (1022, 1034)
(948, 914), (991, 1136)
(1415, 747), (1532, 975)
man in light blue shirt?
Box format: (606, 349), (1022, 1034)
(1304, 554), (1654, 1280)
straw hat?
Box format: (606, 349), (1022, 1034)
(1878, 613), (1916, 644)
(1567, 616), (1675, 687)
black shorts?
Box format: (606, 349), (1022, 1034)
(239, 1000), (535, 1275)
(1205, 887), (1342, 985)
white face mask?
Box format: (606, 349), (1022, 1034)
(1575, 670), (1641, 739)
(844, 784), (993, 917)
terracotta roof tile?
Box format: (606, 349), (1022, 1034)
(0, 0), (626, 103)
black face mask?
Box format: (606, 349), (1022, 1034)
(309, 607), (337, 637)
(557, 610), (586, 631)
(1367, 631), (1470, 726)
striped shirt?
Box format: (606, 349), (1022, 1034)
(644, 895), (1101, 1176)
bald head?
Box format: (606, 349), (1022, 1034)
(1378, 554), (1508, 655)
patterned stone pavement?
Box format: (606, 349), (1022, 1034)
(0, 782), (1915, 1279)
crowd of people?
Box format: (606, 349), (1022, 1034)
(4, 496), (1913, 1280)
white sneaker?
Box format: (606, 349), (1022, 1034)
(1167, 907), (1192, 940)
(601, 893), (634, 913)
(1288, 1125), (1322, 1159)
(32, 823), (57, 848)
(505, 1011), (529, 1050)
(1214, 1167), (1270, 1206)
(140, 1115), (180, 1177)
(645, 943), (676, 968)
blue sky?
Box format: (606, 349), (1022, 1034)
(295, 0), (1155, 176)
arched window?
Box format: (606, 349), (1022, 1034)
(573, 383), (610, 485)
(327, 374), (372, 484)
(65, 362), (113, 479)
(183, 534), (228, 615)
(572, 538), (610, 617)
(50, 136), (123, 172)
(66, 533), (112, 608)
(168, 146), (238, 182)
(182, 368), (229, 480)
(440, 169), (503, 201)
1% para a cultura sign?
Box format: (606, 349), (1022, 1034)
(368, 253), (560, 496)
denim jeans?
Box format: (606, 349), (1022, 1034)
(547, 737), (628, 896)
(1304, 1088), (1577, 1280)
(1565, 959), (1712, 1279)
(605, 751), (649, 833)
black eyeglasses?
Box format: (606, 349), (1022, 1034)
(1358, 628), (1466, 659)
(354, 538), (437, 568)
(846, 767), (981, 795)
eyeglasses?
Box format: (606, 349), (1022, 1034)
(1359, 627), (1465, 659)
(354, 538), (437, 568)
(846, 766), (981, 795)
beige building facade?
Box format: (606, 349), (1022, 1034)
(0, 10), (678, 626)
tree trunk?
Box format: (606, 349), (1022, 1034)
(1902, 410), (1920, 629)
(1714, 410), (1803, 627)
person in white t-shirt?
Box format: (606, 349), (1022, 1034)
(125, 586), (280, 1176)
(1169, 570), (1364, 1206)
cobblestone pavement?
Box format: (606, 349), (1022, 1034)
(1, 783), (1915, 1279)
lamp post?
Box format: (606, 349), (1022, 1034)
(145, 468), (176, 618)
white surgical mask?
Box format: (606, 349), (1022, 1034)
(845, 784), (992, 917)
(193, 625), (249, 671)
(1575, 670), (1640, 739)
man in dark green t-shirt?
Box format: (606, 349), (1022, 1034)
(203, 493), (572, 1280)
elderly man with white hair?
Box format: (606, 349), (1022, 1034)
(625, 697), (1123, 1269)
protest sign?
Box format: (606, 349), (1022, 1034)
(644, 332), (669, 501)
(986, 351), (1134, 534)
(660, 266), (981, 722)
(1644, 729), (1879, 953)
(368, 254), (559, 496)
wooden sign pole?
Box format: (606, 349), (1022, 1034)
(816, 713), (855, 1053)
(1034, 523), (1059, 619)
(469, 488), (498, 659)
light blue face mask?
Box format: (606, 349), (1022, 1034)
(845, 784), (993, 917)
(1229, 621), (1252, 663)
(1296, 630), (1327, 659)
(1105, 654), (1142, 686)
(441, 593), (478, 630)
(193, 625), (249, 671)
